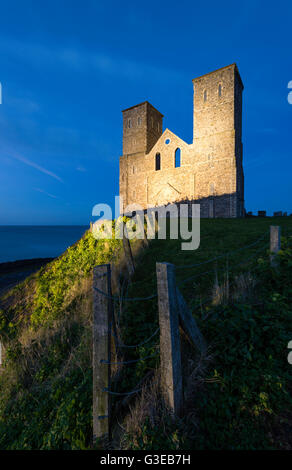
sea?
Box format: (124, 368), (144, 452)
(0, 226), (89, 264)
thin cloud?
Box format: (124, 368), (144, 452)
(12, 153), (63, 182)
(76, 166), (86, 172)
(0, 38), (185, 83)
(33, 188), (58, 199)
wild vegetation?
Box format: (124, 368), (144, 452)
(0, 217), (291, 449)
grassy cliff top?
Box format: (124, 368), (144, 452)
(0, 217), (291, 450)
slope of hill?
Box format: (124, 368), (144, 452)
(0, 217), (291, 450)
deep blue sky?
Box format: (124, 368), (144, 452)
(0, 0), (291, 224)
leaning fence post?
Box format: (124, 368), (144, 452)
(270, 226), (281, 267)
(93, 264), (112, 444)
(156, 262), (183, 416)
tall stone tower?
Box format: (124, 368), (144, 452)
(192, 63), (244, 217)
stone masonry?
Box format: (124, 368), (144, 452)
(119, 64), (244, 218)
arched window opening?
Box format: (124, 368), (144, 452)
(127, 119), (132, 128)
(138, 117), (142, 126)
(155, 153), (161, 171)
(218, 83), (222, 97)
(203, 90), (207, 102)
(175, 148), (181, 168)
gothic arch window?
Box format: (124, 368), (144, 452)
(138, 117), (142, 126)
(155, 153), (161, 171)
(175, 148), (181, 168)
(218, 83), (222, 97)
(127, 119), (132, 128)
(203, 90), (207, 102)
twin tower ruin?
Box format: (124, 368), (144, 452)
(119, 63), (244, 218)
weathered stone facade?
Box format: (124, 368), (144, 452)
(119, 64), (244, 218)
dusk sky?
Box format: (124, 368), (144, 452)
(0, 0), (291, 225)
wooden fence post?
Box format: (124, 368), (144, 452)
(93, 264), (112, 444)
(156, 262), (183, 416)
(270, 226), (281, 267)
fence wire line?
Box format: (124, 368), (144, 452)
(100, 351), (159, 366)
(175, 230), (269, 270)
(177, 240), (270, 287)
(93, 272), (108, 279)
(112, 326), (160, 349)
(93, 285), (157, 302)
(103, 386), (144, 396)
(175, 242), (270, 319)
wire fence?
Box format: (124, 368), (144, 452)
(175, 230), (269, 271)
(93, 225), (286, 438)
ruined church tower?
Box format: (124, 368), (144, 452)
(119, 63), (244, 218)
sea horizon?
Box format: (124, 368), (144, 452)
(0, 225), (89, 264)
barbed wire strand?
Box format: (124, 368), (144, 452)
(175, 230), (269, 270)
(93, 285), (157, 302)
(100, 351), (159, 366)
(103, 386), (144, 396)
(177, 240), (270, 287)
(112, 326), (160, 349)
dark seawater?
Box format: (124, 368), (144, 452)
(0, 226), (89, 263)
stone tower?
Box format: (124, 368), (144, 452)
(122, 101), (163, 156)
(119, 64), (244, 218)
(192, 63), (244, 217)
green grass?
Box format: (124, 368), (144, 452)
(116, 217), (292, 449)
(0, 229), (123, 449)
(0, 217), (292, 449)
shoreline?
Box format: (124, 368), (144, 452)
(0, 257), (54, 297)
(0, 257), (55, 274)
